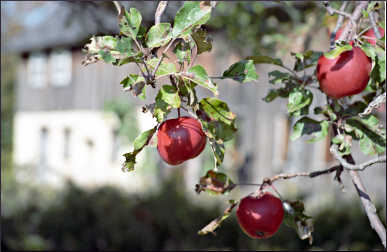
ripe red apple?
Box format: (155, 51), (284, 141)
(236, 192), (284, 239)
(157, 116), (206, 165)
(363, 27), (385, 45)
(316, 47), (372, 99)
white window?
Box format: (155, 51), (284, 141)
(28, 52), (47, 88)
(50, 49), (72, 86)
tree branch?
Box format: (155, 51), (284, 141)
(155, 1), (168, 25)
(343, 155), (387, 248)
(328, 2), (348, 49)
(331, 122), (386, 247)
(151, 39), (176, 77)
(359, 92), (386, 117)
(337, 1), (368, 41)
(330, 145), (386, 171)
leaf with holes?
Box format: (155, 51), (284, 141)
(195, 170), (235, 195)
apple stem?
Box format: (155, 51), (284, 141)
(178, 108), (181, 118)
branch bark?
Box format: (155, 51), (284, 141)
(359, 92), (386, 117)
(343, 155), (387, 248)
(330, 145), (386, 171)
(331, 123), (386, 247)
(155, 1), (168, 25)
(337, 1), (369, 42)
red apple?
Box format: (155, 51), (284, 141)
(236, 192), (284, 239)
(316, 47), (372, 99)
(157, 116), (206, 165)
(363, 27), (385, 45)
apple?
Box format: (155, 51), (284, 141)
(316, 47), (372, 99)
(236, 192), (284, 239)
(363, 26), (385, 45)
(157, 116), (206, 165)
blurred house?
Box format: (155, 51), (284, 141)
(4, 2), (385, 207)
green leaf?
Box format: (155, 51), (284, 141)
(116, 37), (132, 54)
(346, 118), (386, 155)
(331, 135), (352, 156)
(200, 119), (237, 142)
(371, 53), (386, 83)
(314, 105), (337, 121)
(222, 60), (259, 83)
(172, 1), (213, 38)
(209, 140), (225, 168)
(146, 58), (177, 77)
(173, 39), (192, 64)
(191, 28), (212, 54)
(268, 70), (292, 85)
(283, 200), (314, 245)
(120, 8), (142, 39)
(263, 89), (279, 102)
(181, 65), (218, 95)
(98, 50), (115, 63)
(199, 98), (236, 126)
(84, 36), (118, 54)
(159, 85), (181, 108)
(146, 23), (172, 48)
(180, 79), (198, 106)
(291, 117), (329, 142)
(245, 55), (283, 66)
(195, 169), (235, 195)
(120, 74), (146, 97)
(292, 51), (323, 71)
(287, 89), (313, 114)
(115, 52), (144, 66)
(122, 126), (157, 172)
(153, 89), (174, 123)
(324, 44), (352, 59)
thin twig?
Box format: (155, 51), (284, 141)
(359, 92), (386, 117)
(329, 2), (348, 49)
(337, 1), (369, 41)
(152, 39), (176, 77)
(330, 145), (386, 171)
(322, 1), (357, 43)
(112, 1), (121, 15)
(369, 11), (382, 39)
(155, 1), (168, 25)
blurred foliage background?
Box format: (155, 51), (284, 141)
(2, 172), (385, 251)
(1, 1), (386, 251)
